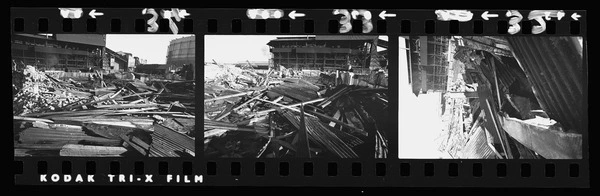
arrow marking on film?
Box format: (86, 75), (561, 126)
(378, 10), (396, 20)
(481, 11), (498, 20)
(89, 9), (104, 18)
(178, 9), (190, 18)
(571, 13), (581, 21)
(288, 10), (305, 20)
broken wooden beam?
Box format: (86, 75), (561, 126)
(94, 103), (163, 109)
(121, 134), (150, 156)
(204, 124), (268, 133)
(304, 109), (364, 134)
(254, 98), (326, 115)
(204, 91), (254, 103)
(232, 92), (265, 111)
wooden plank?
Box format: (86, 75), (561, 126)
(203, 125), (267, 133)
(19, 135), (122, 146)
(256, 97), (316, 118)
(478, 85), (513, 159)
(130, 135), (151, 150)
(48, 124), (83, 132)
(83, 123), (137, 139)
(296, 104), (310, 158)
(94, 103), (162, 109)
(13, 116), (54, 123)
(59, 144), (127, 157)
(120, 134), (148, 156)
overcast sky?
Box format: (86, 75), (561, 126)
(105, 34), (193, 64)
(205, 35), (388, 64)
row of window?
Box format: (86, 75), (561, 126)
(273, 53), (351, 58)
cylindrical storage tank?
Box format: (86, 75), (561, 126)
(166, 36), (195, 80)
(166, 36), (195, 66)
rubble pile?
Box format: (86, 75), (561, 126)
(438, 95), (471, 157)
(13, 65), (90, 115)
(204, 63), (304, 90)
(13, 65), (195, 157)
(204, 65), (389, 158)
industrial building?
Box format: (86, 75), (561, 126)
(116, 51), (136, 71)
(11, 34), (106, 71)
(266, 35), (388, 74)
(11, 33), (146, 73)
(409, 36), (452, 94)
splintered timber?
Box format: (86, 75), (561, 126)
(39, 174), (203, 183)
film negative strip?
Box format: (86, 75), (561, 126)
(10, 8), (588, 187)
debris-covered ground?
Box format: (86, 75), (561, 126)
(204, 64), (389, 158)
(13, 63), (195, 157)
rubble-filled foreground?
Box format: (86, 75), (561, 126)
(204, 64), (389, 158)
(13, 64), (195, 157)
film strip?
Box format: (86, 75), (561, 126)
(10, 8), (588, 187)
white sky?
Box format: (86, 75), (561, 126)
(205, 35), (388, 64)
(105, 34), (193, 64)
(398, 37), (450, 159)
(205, 35), (281, 64)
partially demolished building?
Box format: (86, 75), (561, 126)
(267, 35), (388, 74)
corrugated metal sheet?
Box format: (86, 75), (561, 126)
(506, 37), (584, 133)
(458, 125), (496, 159)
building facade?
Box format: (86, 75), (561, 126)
(117, 51), (136, 71)
(104, 48), (128, 72)
(11, 34), (106, 71)
(266, 35), (388, 73)
(410, 36), (452, 93)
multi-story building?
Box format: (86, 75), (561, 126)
(410, 36), (452, 93)
(11, 34), (106, 71)
(266, 35), (388, 74)
(117, 51), (136, 71)
(104, 48), (128, 72)
(134, 57), (147, 66)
